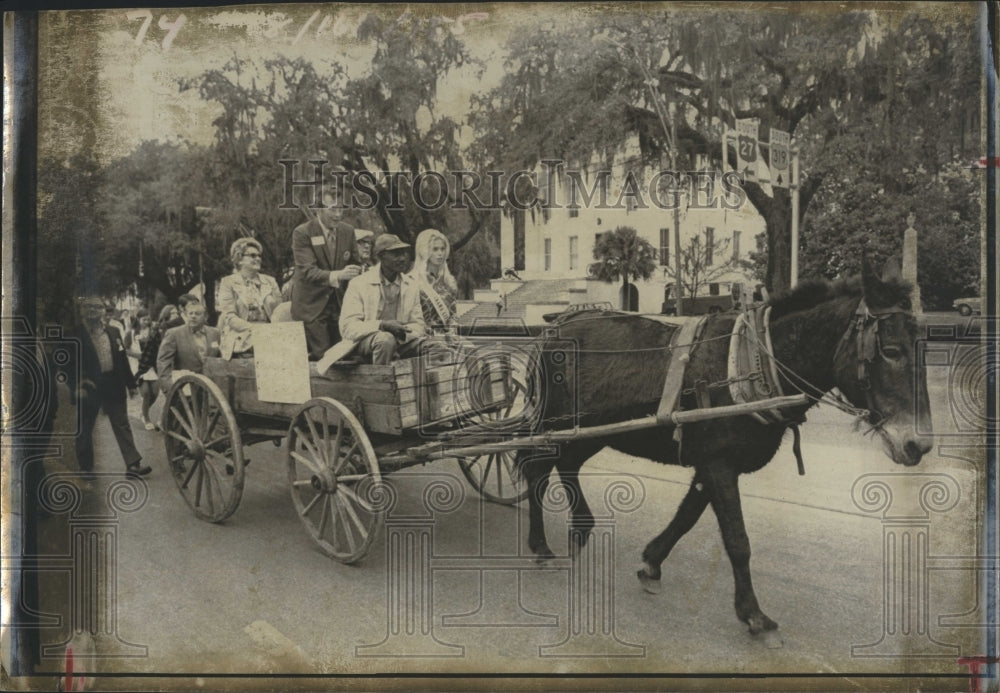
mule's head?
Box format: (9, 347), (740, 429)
(832, 256), (934, 466)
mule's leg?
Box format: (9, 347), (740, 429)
(554, 445), (600, 557)
(703, 465), (780, 640)
(519, 451), (557, 561)
(637, 472), (710, 594)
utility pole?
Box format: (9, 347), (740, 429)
(633, 55), (684, 316)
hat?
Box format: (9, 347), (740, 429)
(354, 229), (375, 243)
(374, 234), (410, 256)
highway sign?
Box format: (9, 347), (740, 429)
(736, 119), (759, 181)
(769, 128), (790, 188)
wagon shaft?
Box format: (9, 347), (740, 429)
(394, 393), (811, 463)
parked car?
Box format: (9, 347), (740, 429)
(661, 282), (751, 316)
(952, 296), (982, 316)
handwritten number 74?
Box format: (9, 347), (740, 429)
(126, 10), (186, 51)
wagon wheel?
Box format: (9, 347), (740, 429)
(286, 397), (384, 564)
(457, 448), (528, 506)
(457, 365), (532, 506)
(163, 373), (245, 523)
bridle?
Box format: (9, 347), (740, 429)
(832, 298), (910, 429)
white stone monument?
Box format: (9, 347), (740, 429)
(901, 211), (922, 314)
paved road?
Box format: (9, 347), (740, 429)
(26, 315), (989, 687)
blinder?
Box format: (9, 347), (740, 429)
(835, 299), (909, 424)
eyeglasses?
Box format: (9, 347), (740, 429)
(243, 252), (262, 258)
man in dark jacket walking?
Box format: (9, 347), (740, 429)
(69, 296), (151, 478)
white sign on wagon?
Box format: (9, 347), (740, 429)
(252, 322), (312, 404)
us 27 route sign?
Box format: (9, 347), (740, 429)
(735, 119), (759, 181)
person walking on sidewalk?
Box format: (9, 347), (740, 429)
(133, 304), (182, 430)
(68, 295), (151, 478)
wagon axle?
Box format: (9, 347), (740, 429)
(309, 470), (338, 493)
(183, 439), (205, 460)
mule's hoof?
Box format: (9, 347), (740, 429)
(533, 547), (556, 565)
(568, 529), (591, 559)
(636, 569), (662, 595)
(762, 629), (783, 649)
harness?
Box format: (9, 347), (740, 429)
(653, 315), (710, 425)
(831, 299), (909, 429)
(727, 305), (807, 474)
(577, 300), (906, 476)
(727, 305), (788, 425)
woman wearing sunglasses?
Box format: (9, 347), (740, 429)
(218, 237), (282, 358)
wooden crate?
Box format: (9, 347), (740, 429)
(202, 351), (510, 436)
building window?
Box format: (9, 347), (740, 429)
(732, 230), (741, 262)
(704, 227), (715, 265)
(659, 228), (670, 266)
(569, 236), (579, 270)
(544, 238), (552, 271)
(569, 206), (579, 218)
(709, 282), (720, 296)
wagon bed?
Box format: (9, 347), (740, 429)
(201, 351), (511, 436)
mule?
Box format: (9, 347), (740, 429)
(516, 256), (933, 641)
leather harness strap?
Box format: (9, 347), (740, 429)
(729, 304), (807, 474)
(655, 317), (706, 425)
(728, 305), (792, 425)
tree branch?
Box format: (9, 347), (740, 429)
(798, 173), (826, 217)
(752, 45), (790, 93)
(449, 207), (487, 254)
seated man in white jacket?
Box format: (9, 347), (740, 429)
(338, 234), (428, 364)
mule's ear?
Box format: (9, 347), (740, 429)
(881, 253), (902, 282)
(861, 252), (883, 298)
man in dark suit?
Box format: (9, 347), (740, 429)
(290, 190), (362, 360)
(156, 300), (221, 393)
(70, 295), (150, 478)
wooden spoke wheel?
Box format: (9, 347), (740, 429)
(457, 447), (528, 506)
(458, 364), (532, 506)
(286, 397), (384, 564)
(163, 374), (245, 523)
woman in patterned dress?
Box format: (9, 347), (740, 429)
(217, 238), (282, 357)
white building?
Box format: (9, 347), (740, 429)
(459, 145), (766, 326)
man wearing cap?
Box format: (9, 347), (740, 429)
(290, 189), (362, 360)
(68, 296), (151, 478)
(338, 234), (427, 364)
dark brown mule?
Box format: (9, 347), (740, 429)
(516, 256), (933, 642)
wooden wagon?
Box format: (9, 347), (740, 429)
(162, 324), (810, 564)
(160, 344), (531, 563)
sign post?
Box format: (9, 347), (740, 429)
(791, 145), (800, 287)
